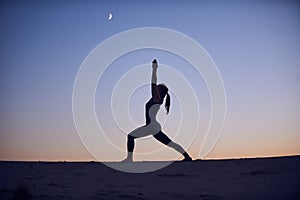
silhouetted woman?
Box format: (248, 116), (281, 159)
(123, 59), (192, 162)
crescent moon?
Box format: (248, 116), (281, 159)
(108, 13), (113, 20)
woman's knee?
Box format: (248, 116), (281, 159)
(128, 135), (136, 141)
(154, 131), (171, 145)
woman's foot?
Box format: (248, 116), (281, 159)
(121, 152), (133, 162)
(182, 156), (192, 162)
(121, 157), (133, 163)
(182, 152), (193, 162)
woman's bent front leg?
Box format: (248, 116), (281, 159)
(124, 135), (135, 162)
(123, 125), (151, 162)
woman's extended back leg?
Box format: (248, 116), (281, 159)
(153, 131), (192, 160)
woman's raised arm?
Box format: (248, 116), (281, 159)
(151, 59), (161, 103)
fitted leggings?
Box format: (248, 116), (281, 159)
(127, 131), (186, 155)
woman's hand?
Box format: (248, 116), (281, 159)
(152, 59), (158, 70)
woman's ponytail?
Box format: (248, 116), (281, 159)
(165, 93), (170, 114)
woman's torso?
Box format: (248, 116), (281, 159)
(145, 98), (163, 125)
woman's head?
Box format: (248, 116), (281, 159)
(157, 83), (170, 114)
(157, 84), (168, 96)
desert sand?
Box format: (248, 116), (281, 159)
(1, 156), (299, 200)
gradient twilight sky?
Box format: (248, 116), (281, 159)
(0, 0), (299, 161)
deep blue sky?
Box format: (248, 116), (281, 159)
(0, 0), (299, 161)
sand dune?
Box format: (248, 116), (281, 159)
(1, 156), (299, 200)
